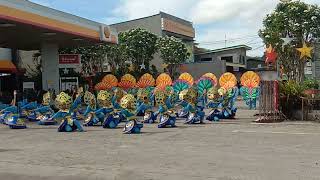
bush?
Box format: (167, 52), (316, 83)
(303, 79), (319, 90)
(280, 80), (304, 98)
(279, 80), (304, 119)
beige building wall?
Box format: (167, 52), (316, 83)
(181, 61), (226, 80)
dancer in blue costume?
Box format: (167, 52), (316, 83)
(50, 89), (84, 132)
(176, 90), (190, 118)
(82, 91), (98, 126)
(27, 92), (55, 124)
(154, 90), (177, 128)
(99, 90), (123, 128)
(0, 104), (17, 124)
(136, 88), (156, 123)
(0, 102), (9, 111)
(217, 87), (238, 119)
(1, 91), (27, 129)
(83, 91), (108, 126)
(206, 87), (223, 121)
(181, 88), (205, 124)
(120, 94), (143, 134)
(111, 87), (125, 109)
(20, 101), (38, 119)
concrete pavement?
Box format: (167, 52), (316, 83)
(0, 109), (320, 180)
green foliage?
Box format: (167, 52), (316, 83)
(280, 80), (304, 97)
(157, 36), (190, 77)
(303, 79), (319, 89)
(259, 1), (320, 81)
(119, 28), (158, 73)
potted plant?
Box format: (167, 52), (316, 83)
(302, 79), (320, 98)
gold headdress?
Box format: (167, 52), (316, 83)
(76, 87), (84, 98)
(42, 92), (51, 106)
(207, 87), (218, 100)
(179, 89), (189, 101)
(55, 92), (72, 110)
(97, 90), (112, 107)
(137, 88), (150, 104)
(84, 91), (96, 108)
(114, 88), (126, 102)
(154, 90), (166, 107)
(184, 88), (198, 104)
(120, 94), (136, 110)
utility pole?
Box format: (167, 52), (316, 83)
(225, 34), (227, 47)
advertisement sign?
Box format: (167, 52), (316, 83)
(59, 54), (80, 64)
(100, 25), (118, 43)
(161, 18), (195, 38)
(59, 54), (81, 69)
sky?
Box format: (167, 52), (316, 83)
(29, 0), (319, 57)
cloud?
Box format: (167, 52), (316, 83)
(111, 0), (320, 56)
(30, 0), (319, 56)
(113, 0), (196, 21)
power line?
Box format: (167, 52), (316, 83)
(197, 35), (259, 44)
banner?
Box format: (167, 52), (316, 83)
(59, 54), (80, 64)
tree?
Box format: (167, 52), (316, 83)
(119, 28), (158, 76)
(60, 45), (109, 77)
(157, 36), (190, 78)
(259, 0), (320, 82)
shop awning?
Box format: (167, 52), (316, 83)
(0, 60), (17, 73)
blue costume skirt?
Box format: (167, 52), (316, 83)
(177, 109), (189, 118)
(38, 115), (57, 125)
(185, 111), (205, 124)
(123, 120), (143, 134)
(158, 114), (176, 128)
(206, 109), (221, 121)
(6, 116), (27, 129)
(103, 114), (120, 129)
(142, 111), (157, 124)
(58, 118), (84, 132)
(83, 113), (102, 126)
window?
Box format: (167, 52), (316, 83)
(221, 56), (233, 63)
(239, 55), (246, 64)
(201, 58), (212, 62)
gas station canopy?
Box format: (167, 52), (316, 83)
(0, 0), (118, 50)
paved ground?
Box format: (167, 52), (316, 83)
(1, 105), (320, 180)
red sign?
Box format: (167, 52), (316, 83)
(59, 54), (80, 64)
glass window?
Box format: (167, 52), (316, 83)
(221, 56), (233, 63)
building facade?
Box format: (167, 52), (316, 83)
(111, 12), (195, 68)
(192, 45), (252, 79)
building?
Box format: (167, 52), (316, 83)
(0, 0), (117, 93)
(111, 12), (195, 68)
(312, 42), (320, 80)
(246, 56), (265, 70)
(185, 45), (252, 79)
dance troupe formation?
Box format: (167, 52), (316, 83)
(0, 71), (260, 134)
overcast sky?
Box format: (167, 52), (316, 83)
(30, 0), (319, 57)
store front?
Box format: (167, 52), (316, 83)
(0, 0), (117, 93)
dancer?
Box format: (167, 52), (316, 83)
(136, 88), (156, 123)
(50, 89), (84, 132)
(3, 91), (27, 129)
(120, 94), (143, 134)
(181, 88), (205, 124)
(154, 90), (177, 128)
